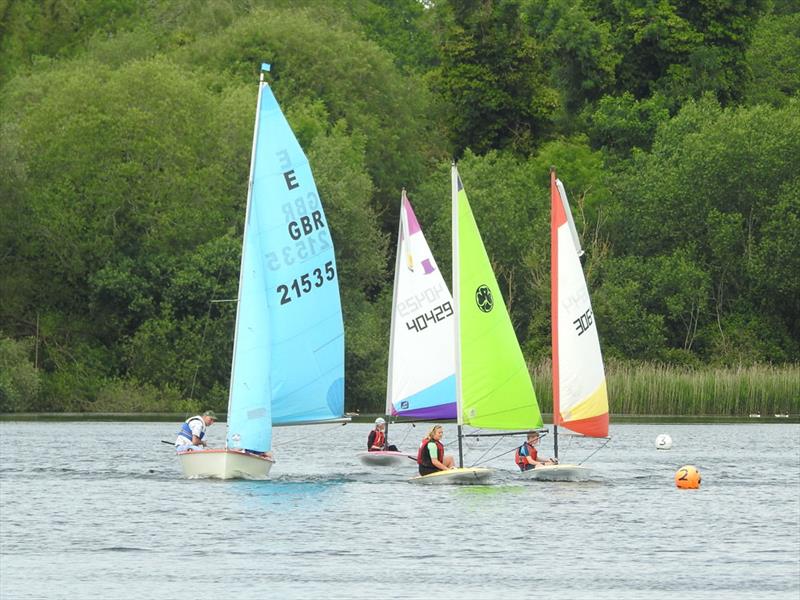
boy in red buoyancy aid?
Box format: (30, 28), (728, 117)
(416, 424), (455, 476)
(514, 431), (557, 471)
(367, 418), (399, 452)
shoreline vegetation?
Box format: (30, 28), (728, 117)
(531, 361), (799, 418)
(0, 414), (796, 424)
(1, 362), (796, 419)
(1, 4), (799, 422)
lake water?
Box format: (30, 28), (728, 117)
(1, 421), (798, 599)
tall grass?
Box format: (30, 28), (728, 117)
(529, 361), (800, 416)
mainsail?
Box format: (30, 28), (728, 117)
(386, 190), (456, 420)
(227, 65), (345, 453)
(550, 169), (608, 438)
(452, 165), (543, 432)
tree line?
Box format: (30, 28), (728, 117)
(1, 0), (798, 414)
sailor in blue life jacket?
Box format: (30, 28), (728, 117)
(514, 431), (557, 471)
(367, 417), (399, 452)
(416, 424), (455, 476)
(175, 410), (217, 452)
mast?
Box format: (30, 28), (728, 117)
(384, 190), (406, 423)
(227, 64), (269, 443)
(452, 162), (464, 468)
(550, 167), (560, 461)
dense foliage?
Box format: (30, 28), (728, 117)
(1, 0), (798, 414)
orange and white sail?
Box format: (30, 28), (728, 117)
(550, 169), (608, 437)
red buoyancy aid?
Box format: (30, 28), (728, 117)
(514, 442), (538, 470)
(417, 437), (444, 466)
(369, 429), (386, 451)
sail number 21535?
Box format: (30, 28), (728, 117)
(277, 261), (335, 305)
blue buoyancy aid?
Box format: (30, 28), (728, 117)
(176, 416), (206, 444)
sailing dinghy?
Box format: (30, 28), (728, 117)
(177, 64), (346, 479)
(358, 191), (457, 467)
(522, 169), (609, 481)
(411, 165), (542, 484)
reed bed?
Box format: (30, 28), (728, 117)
(529, 361), (800, 416)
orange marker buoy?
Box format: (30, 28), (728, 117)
(675, 465), (701, 489)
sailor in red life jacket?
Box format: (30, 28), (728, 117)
(367, 418), (399, 452)
(515, 431), (557, 471)
(416, 424), (455, 476)
(174, 410), (217, 452)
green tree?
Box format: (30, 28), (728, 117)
(182, 7), (442, 221)
(608, 96), (800, 362)
(584, 92), (671, 156)
(0, 336), (40, 412)
(523, 0), (620, 111)
(430, 0), (558, 156)
(744, 11), (800, 106)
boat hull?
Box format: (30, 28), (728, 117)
(177, 449), (274, 480)
(409, 467), (492, 485)
(356, 451), (415, 466)
(520, 463), (590, 482)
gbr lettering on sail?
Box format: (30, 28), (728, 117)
(272, 150), (335, 305)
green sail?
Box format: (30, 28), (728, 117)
(452, 166), (542, 430)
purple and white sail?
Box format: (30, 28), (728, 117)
(385, 191), (456, 419)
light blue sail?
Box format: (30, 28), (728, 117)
(226, 76), (345, 450)
(257, 80), (345, 425)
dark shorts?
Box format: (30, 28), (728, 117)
(418, 465), (439, 476)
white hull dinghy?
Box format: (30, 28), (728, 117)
(356, 450), (415, 466)
(178, 449), (274, 480)
(410, 467), (492, 485)
(520, 463), (591, 482)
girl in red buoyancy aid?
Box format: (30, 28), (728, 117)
(514, 431), (557, 471)
(416, 424), (455, 476)
(367, 418), (399, 452)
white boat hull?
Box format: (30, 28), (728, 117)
(520, 463), (590, 482)
(356, 451), (415, 466)
(177, 449), (274, 480)
(410, 467), (492, 485)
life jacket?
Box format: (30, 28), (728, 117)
(417, 437), (444, 466)
(369, 429), (386, 451)
(177, 416), (206, 444)
(515, 442), (538, 471)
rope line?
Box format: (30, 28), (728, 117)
(469, 435), (507, 466)
(473, 445), (519, 466)
(272, 422), (348, 448)
(578, 436), (612, 465)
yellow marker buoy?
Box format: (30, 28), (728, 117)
(675, 465), (701, 489)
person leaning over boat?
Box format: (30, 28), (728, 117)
(514, 431), (557, 471)
(416, 424), (455, 475)
(174, 410), (217, 452)
(367, 417), (399, 452)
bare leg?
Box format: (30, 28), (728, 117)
(444, 455), (455, 469)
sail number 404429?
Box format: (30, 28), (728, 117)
(277, 261), (335, 305)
